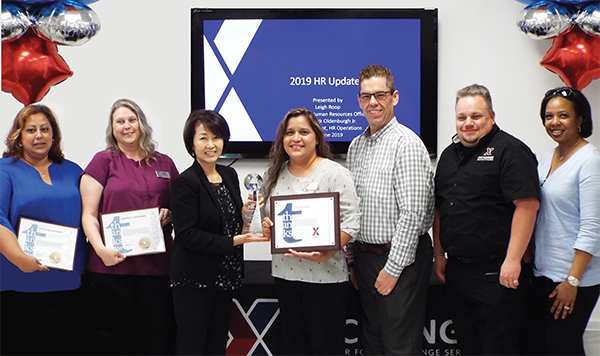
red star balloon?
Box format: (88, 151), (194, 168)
(540, 26), (600, 90)
(2, 29), (73, 105)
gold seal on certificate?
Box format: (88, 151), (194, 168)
(17, 217), (79, 271)
(49, 252), (62, 264)
(138, 237), (151, 250)
(101, 207), (166, 256)
(270, 192), (341, 254)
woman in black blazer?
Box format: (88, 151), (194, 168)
(169, 110), (268, 355)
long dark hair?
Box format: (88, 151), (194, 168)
(263, 108), (333, 201)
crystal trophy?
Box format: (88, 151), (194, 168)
(243, 173), (263, 234)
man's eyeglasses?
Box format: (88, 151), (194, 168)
(359, 90), (394, 103)
(544, 87), (574, 99)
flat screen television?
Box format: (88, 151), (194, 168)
(191, 8), (438, 158)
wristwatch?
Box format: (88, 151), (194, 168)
(567, 275), (580, 287)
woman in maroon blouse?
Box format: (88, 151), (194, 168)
(80, 99), (179, 355)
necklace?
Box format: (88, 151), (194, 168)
(21, 157), (51, 179)
(559, 140), (580, 161)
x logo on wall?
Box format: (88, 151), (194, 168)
(226, 298), (280, 356)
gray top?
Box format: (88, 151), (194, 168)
(266, 158), (360, 283)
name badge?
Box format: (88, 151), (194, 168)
(304, 182), (319, 192)
(155, 171), (170, 179)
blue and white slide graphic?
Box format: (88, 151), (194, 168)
(203, 18), (422, 143)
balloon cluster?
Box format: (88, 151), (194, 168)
(516, 0), (600, 90)
(518, 1), (599, 39)
(1, 0), (101, 105)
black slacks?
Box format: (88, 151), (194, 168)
(273, 277), (349, 355)
(532, 276), (600, 356)
(172, 285), (233, 355)
(444, 256), (531, 355)
(354, 233), (433, 356)
(86, 272), (176, 355)
(1, 287), (88, 355)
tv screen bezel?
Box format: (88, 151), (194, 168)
(191, 8), (438, 158)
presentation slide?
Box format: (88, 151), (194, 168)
(201, 18), (422, 143)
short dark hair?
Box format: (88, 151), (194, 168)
(182, 110), (231, 157)
(359, 64), (395, 93)
(3, 104), (64, 163)
(540, 87), (593, 138)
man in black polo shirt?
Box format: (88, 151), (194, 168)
(433, 84), (540, 355)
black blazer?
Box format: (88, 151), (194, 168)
(169, 160), (243, 285)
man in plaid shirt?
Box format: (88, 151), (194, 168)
(347, 64), (435, 355)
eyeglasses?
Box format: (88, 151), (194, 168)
(544, 87), (574, 99)
(359, 90), (394, 103)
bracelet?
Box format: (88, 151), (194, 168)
(433, 252), (445, 258)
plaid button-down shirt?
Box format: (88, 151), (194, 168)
(347, 118), (434, 277)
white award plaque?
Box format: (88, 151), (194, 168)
(101, 207), (165, 257)
(17, 217), (79, 271)
(270, 192), (340, 254)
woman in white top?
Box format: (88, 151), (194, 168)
(533, 87), (600, 355)
(261, 108), (360, 355)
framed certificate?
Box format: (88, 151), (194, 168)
(100, 207), (166, 257)
(17, 217), (79, 271)
(270, 192), (340, 254)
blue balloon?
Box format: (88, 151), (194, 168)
(1, 2), (31, 41)
(10, 0), (100, 3)
(517, 0), (592, 4)
(525, 1), (578, 18)
(10, 1), (53, 4)
(560, 0), (590, 3)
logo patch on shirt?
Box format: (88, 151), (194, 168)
(477, 147), (495, 161)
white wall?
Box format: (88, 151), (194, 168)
(1, 0), (599, 341)
(1, 0), (599, 166)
